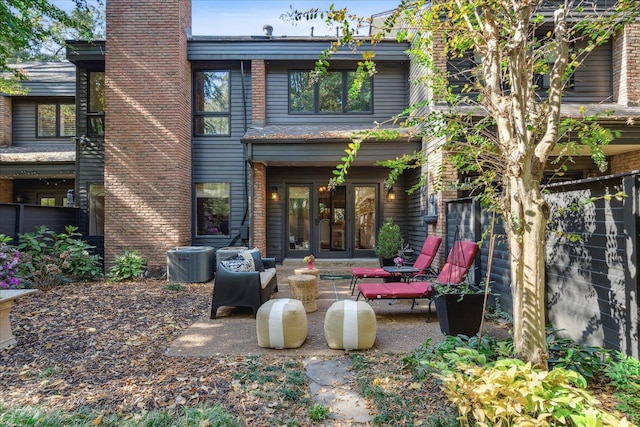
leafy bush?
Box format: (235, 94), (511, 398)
(438, 358), (634, 426)
(108, 249), (147, 281)
(605, 352), (640, 425)
(0, 235), (30, 289)
(547, 328), (611, 383)
(17, 225), (102, 288)
(374, 218), (404, 258)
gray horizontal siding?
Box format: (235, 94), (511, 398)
(188, 39), (410, 61)
(265, 61), (408, 125)
(448, 40), (612, 103)
(17, 82), (75, 97)
(12, 98), (76, 147)
(192, 66), (252, 246)
(250, 140), (420, 166)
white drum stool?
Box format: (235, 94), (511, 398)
(256, 298), (307, 349)
(324, 300), (377, 350)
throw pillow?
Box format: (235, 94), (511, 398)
(241, 247), (265, 272)
(221, 256), (252, 272)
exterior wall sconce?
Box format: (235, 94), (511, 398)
(270, 186), (279, 202)
(15, 195), (23, 203)
(386, 187), (396, 202)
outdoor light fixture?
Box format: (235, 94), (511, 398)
(270, 186), (279, 202)
(387, 187), (396, 202)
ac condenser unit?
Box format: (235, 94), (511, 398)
(167, 246), (215, 283)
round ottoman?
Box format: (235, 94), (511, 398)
(256, 298), (307, 349)
(324, 300), (377, 350)
(288, 274), (318, 313)
(294, 267), (320, 297)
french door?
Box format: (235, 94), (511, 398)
(285, 183), (378, 258)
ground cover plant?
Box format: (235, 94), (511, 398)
(405, 334), (637, 426)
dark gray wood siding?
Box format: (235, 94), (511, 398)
(12, 98), (76, 147)
(265, 61), (408, 125)
(188, 39), (410, 62)
(192, 63), (252, 248)
(74, 66), (104, 257)
(545, 173), (638, 357)
(448, 41), (612, 103)
(444, 172), (640, 357)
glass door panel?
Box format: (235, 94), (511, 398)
(287, 186), (310, 252)
(317, 185), (347, 253)
(354, 186), (376, 250)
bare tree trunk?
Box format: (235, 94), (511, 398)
(508, 174), (549, 369)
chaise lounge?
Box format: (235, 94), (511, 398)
(356, 239), (478, 320)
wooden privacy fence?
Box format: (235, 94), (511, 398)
(446, 171), (639, 358)
(0, 203), (79, 242)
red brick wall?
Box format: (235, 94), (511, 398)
(251, 60), (266, 127)
(425, 136), (459, 270)
(612, 23), (640, 106)
(0, 179), (12, 203)
(611, 150), (640, 174)
(0, 96), (12, 147)
(252, 162), (267, 255)
(104, 0), (192, 275)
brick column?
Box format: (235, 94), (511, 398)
(0, 96), (12, 147)
(251, 60), (266, 127)
(252, 162), (267, 255)
(0, 180), (12, 203)
(104, 0), (192, 275)
(425, 136), (459, 271)
(613, 23), (640, 106)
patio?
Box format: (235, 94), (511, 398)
(166, 264), (511, 357)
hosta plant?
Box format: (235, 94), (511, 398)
(438, 357), (633, 426)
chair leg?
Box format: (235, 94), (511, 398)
(350, 277), (358, 295)
(356, 291), (362, 301)
(425, 299), (434, 322)
(210, 304), (219, 319)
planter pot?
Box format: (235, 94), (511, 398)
(434, 293), (484, 336)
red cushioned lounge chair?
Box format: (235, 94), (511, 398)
(356, 239), (478, 321)
(349, 235), (442, 295)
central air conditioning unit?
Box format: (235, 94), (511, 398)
(166, 246), (215, 283)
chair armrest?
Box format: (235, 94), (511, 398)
(262, 258), (276, 269)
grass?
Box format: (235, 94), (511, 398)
(0, 404), (240, 427)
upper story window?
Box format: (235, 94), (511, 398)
(87, 71), (105, 136)
(37, 103), (75, 138)
(194, 71), (230, 136)
(289, 70), (372, 114)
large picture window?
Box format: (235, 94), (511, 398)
(196, 183), (230, 236)
(87, 71), (105, 136)
(194, 71), (230, 136)
(289, 70), (372, 114)
(37, 104), (75, 137)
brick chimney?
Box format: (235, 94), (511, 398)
(104, 0), (192, 275)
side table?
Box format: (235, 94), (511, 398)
(1, 289), (38, 349)
(294, 267), (320, 298)
(288, 274), (318, 313)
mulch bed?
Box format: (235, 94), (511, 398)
(0, 281), (446, 424)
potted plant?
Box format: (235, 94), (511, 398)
(433, 282), (485, 336)
(374, 218), (404, 267)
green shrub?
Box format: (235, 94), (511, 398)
(605, 352), (640, 425)
(438, 358), (634, 426)
(17, 225), (102, 288)
(374, 218), (404, 259)
(547, 328), (611, 383)
(108, 249), (147, 281)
